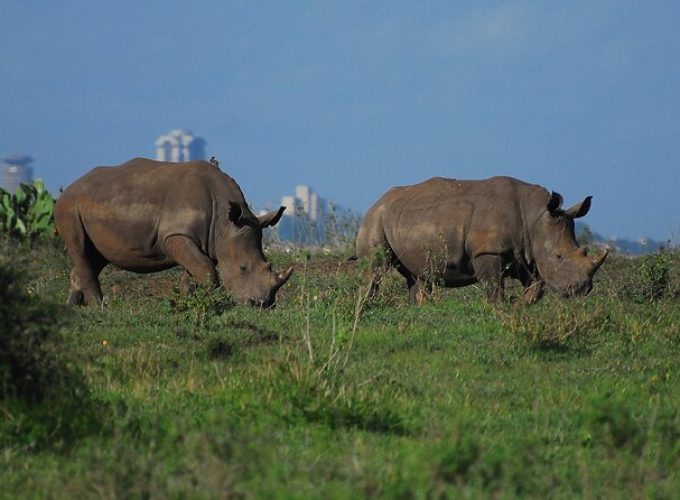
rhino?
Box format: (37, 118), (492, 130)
(355, 176), (608, 304)
(54, 157), (293, 307)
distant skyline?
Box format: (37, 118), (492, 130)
(1, 1), (679, 241)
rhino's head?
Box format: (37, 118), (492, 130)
(216, 203), (293, 308)
(529, 191), (607, 297)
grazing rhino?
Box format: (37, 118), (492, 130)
(355, 176), (607, 304)
(55, 157), (293, 307)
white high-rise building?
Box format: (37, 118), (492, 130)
(295, 185), (312, 219)
(286, 185), (323, 222)
(276, 185), (328, 243)
(269, 184), (358, 245)
(154, 129), (206, 162)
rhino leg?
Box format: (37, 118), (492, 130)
(392, 262), (431, 306)
(164, 235), (218, 287)
(360, 245), (393, 300)
(473, 254), (505, 302)
(67, 256), (106, 306)
(179, 269), (197, 295)
(522, 281), (544, 303)
(514, 264), (544, 303)
(408, 279), (433, 306)
(59, 216), (107, 306)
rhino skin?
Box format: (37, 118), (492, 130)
(55, 157), (293, 307)
(355, 176), (607, 304)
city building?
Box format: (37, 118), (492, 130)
(272, 185), (359, 245)
(1, 155), (33, 193)
(154, 129), (206, 162)
(276, 185), (327, 243)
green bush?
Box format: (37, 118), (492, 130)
(168, 284), (234, 330)
(0, 180), (55, 240)
(637, 250), (673, 301)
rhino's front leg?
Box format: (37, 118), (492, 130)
(522, 280), (544, 303)
(179, 269), (197, 296)
(164, 235), (218, 288)
(473, 254), (505, 302)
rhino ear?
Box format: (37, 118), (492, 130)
(547, 191), (564, 215)
(228, 202), (245, 227)
(258, 206), (286, 228)
(564, 196), (592, 219)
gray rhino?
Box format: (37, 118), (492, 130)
(55, 158), (292, 307)
(355, 176), (607, 304)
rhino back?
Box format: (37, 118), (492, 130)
(379, 177), (540, 276)
(57, 158), (245, 267)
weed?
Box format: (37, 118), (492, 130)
(637, 249), (673, 301)
(498, 297), (613, 351)
(168, 284), (234, 330)
(323, 201), (362, 249)
(605, 250), (680, 302)
(421, 234), (449, 302)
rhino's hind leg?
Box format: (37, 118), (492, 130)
(393, 262), (431, 306)
(59, 217), (107, 306)
(359, 245), (393, 300)
(164, 235), (217, 288)
(67, 260), (106, 306)
(473, 254), (505, 302)
(408, 278), (433, 306)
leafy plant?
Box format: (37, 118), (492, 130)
(637, 249), (673, 301)
(0, 180), (55, 240)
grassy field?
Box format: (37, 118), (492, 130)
(1, 237), (680, 498)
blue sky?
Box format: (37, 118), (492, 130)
(1, 0), (679, 241)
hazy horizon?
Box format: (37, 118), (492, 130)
(2, 1), (679, 241)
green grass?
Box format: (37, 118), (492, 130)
(1, 237), (680, 498)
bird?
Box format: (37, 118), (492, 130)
(209, 156), (220, 170)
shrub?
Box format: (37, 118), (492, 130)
(637, 250), (673, 301)
(168, 285), (234, 330)
(0, 180), (55, 240)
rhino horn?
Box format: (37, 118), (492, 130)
(590, 249), (608, 274)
